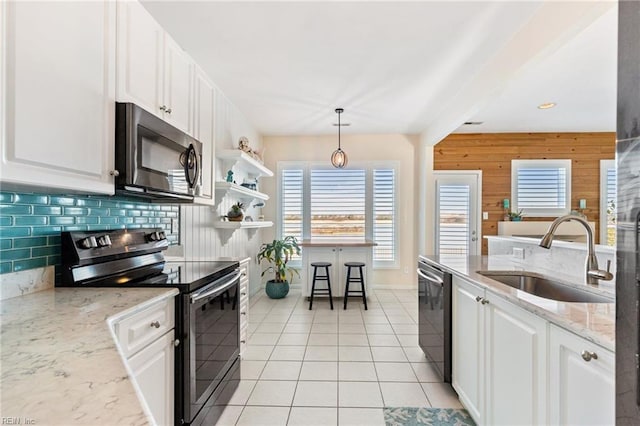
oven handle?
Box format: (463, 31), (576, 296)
(417, 268), (444, 286)
(190, 270), (241, 304)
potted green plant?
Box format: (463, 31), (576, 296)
(227, 202), (244, 222)
(257, 236), (301, 299)
(508, 209), (524, 221)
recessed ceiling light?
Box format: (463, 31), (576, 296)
(537, 102), (557, 110)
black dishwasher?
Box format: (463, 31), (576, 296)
(417, 256), (452, 383)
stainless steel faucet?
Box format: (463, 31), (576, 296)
(539, 215), (613, 285)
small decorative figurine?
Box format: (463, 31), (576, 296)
(238, 137), (264, 164)
(226, 170), (234, 183)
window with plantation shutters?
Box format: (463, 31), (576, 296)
(511, 159), (572, 217)
(600, 160), (616, 246)
(310, 168), (366, 240)
(437, 184), (470, 255)
(280, 169), (303, 243)
(373, 169), (395, 264)
(278, 163), (398, 267)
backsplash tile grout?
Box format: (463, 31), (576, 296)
(0, 191), (179, 274)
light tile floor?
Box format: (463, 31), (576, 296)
(214, 289), (461, 425)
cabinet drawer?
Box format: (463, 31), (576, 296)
(116, 297), (175, 358)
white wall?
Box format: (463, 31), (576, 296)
(261, 133), (419, 288)
(178, 89), (266, 296)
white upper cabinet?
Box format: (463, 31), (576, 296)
(163, 36), (193, 135)
(115, 0), (163, 117)
(193, 67), (215, 204)
(116, 1), (193, 135)
(1, 0), (116, 194)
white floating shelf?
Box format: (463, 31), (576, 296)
(217, 149), (274, 178)
(215, 181), (269, 202)
(212, 221), (273, 229)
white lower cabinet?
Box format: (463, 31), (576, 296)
(128, 330), (175, 426)
(112, 295), (176, 426)
(453, 276), (547, 426)
(484, 290), (547, 426)
(239, 257), (250, 356)
(549, 324), (614, 426)
(452, 276), (485, 423)
(453, 275), (614, 426)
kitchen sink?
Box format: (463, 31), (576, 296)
(476, 270), (614, 303)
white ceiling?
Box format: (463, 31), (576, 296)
(142, 1), (617, 140)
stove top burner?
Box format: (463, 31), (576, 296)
(57, 228), (239, 292)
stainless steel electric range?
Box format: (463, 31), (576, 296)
(56, 228), (241, 425)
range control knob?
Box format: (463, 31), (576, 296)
(147, 231), (166, 242)
(78, 236), (98, 249)
(96, 235), (112, 248)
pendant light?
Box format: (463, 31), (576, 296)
(331, 108), (348, 168)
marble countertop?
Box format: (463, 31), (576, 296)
(0, 287), (179, 425)
(421, 254), (615, 351)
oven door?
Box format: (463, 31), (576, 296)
(181, 269), (241, 424)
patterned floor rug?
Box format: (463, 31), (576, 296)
(384, 407), (476, 426)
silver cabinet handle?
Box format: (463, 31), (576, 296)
(241, 292), (247, 296)
(581, 350), (598, 362)
(173, 339), (180, 347)
(481, 299), (489, 305)
(475, 296), (483, 302)
(241, 340), (246, 344)
(109, 170), (120, 177)
(159, 105), (167, 112)
(166, 107), (172, 114)
(242, 272), (247, 277)
(241, 312), (246, 315)
(150, 321), (160, 328)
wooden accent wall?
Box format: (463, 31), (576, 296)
(434, 132), (615, 254)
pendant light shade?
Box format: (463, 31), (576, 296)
(331, 108), (348, 168)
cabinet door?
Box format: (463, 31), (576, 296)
(193, 68), (215, 204)
(239, 259), (250, 355)
(128, 330), (175, 426)
(337, 247), (369, 298)
(2, 1), (116, 194)
(452, 276), (484, 424)
(485, 294), (547, 425)
(163, 36), (193, 135)
(549, 325), (614, 426)
(116, 0), (163, 118)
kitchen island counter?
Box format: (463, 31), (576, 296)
(421, 254), (615, 351)
(0, 287), (178, 425)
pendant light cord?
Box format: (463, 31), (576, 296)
(338, 110), (341, 150)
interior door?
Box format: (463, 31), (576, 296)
(434, 171), (481, 256)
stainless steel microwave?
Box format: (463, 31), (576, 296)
(115, 102), (202, 202)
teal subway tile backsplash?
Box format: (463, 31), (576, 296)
(0, 191), (179, 274)
(14, 257), (47, 272)
(13, 237), (47, 248)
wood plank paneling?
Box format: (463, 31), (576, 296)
(434, 132), (615, 254)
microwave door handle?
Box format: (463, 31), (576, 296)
(190, 271), (241, 304)
(193, 147), (202, 191)
(417, 268), (444, 286)
(183, 144), (195, 189)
